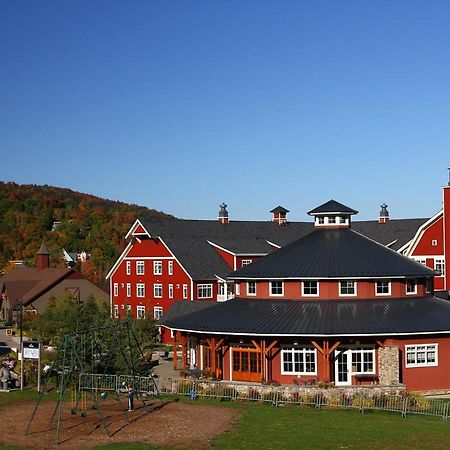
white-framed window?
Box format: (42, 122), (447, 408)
(235, 283), (240, 296)
(113, 304), (119, 318)
(183, 284), (188, 299)
(351, 348), (375, 373)
(270, 281), (284, 296)
(405, 344), (438, 367)
(339, 280), (356, 296)
(432, 239), (438, 246)
(318, 216), (325, 224)
(435, 259), (445, 276)
(126, 283), (131, 297)
(168, 284), (173, 298)
(137, 305), (145, 320)
(338, 216), (346, 224)
(126, 304), (132, 312)
(414, 258), (427, 266)
(136, 261), (145, 275)
(375, 279), (391, 296)
(247, 281), (256, 296)
(406, 279), (417, 295)
(302, 281), (319, 297)
(281, 347), (317, 375)
(154, 306), (163, 320)
(154, 284), (163, 298)
(168, 260), (173, 275)
(242, 259), (252, 267)
(126, 261), (131, 275)
(153, 260), (163, 275)
(136, 283), (145, 298)
(328, 216), (336, 224)
(197, 284), (213, 299)
(113, 283), (118, 297)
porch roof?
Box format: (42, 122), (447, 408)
(159, 297), (450, 337)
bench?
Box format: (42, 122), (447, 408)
(354, 374), (378, 385)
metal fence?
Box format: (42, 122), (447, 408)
(79, 373), (159, 395)
(160, 378), (449, 421)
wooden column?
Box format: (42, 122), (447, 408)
(264, 340), (278, 383)
(180, 334), (188, 369)
(312, 340), (340, 382)
(173, 331), (178, 370)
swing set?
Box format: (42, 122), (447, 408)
(25, 320), (161, 445)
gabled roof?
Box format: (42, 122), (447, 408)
(230, 228), (436, 279)
(308, 200), (358, 216)
(135, 215), (429, 280)
(270, 206), (290, 213)
(1, 267), (74, 308)
(159, 297), (450, 336)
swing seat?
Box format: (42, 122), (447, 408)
(71, 408), (77, 415)
(100, 392), (107, 400)
(92, 404), (98, 410)
(81, 411), (87, 417)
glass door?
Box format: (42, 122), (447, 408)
(334, 349), (350, 386)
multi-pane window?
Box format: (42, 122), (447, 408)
(270, 281), (284, 296)
(183, 284), (188, 299)
(338, 216), (346, 224)
(197, 284), (213, 298)
(168, 260), (173, 275)
(136, 261), (145, 275)
(113, 283), (118, 297)
(113, 304), (119, 319)
(136, 305), (145, 320)
(302, 281), (319, 296)
(154, 284), (163, 298)
(406, 279), (417, 294)
(328, 216), (336, 224)
(242, 259), (252, 267)
(340, 280), (356, 296)
(318, 217), (325, 224)
(126, 261), (131, 275)
(281, 348), (317, 375)
(153, 261), (163, 275)
(168, 284), (173, 298)
(154, 306), (163, 320)
(247, 281), (256, 295)
(405, 344), (438, 367)
(435, 259), (445, 276)
(136, 283), (145, 298)
(126, 283), (131, 297)
(376, 280), (391, 295)
(351, 348), (375, 373)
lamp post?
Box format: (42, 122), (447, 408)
(16, 300), (24, 390)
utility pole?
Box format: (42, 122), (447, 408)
(18, 300), (24, 390)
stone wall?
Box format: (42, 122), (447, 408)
(378, 345), (400, 385)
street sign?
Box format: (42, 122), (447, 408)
(22, 341), (40, 360)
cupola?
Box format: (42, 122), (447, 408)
(218, 202), (229, 224)
(307, 199), (358, 228)
(379, 203), (389, 224)
(270, 206), (289, 225)
(36, 242), (50, 270)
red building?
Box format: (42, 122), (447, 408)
(159, 190), (450, 392)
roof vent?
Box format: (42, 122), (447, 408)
(36, 242), (50, 270)
(270, 206), (289, 225)
(218, 203), (229, 224)
(379, 203), (389, 224)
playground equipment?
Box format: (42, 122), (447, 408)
(0, 363), (20, 390)
(25, 320), (160, 445)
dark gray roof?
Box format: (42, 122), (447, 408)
(270, 206), (290, 213)
(230, 228), (436, 279)
(139, 216), (428, 280)
(308, 200), (358, 216)
(160, 297), (450, 336)
(37, 242), (50, 255)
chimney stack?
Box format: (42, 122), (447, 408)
(218, 203), (229, 224)
(36, 242), (50, 270)
(379, 203), (389, 224)
(270, 206), (289, 225)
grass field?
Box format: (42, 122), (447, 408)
(1, 391), (448, 449)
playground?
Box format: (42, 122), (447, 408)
(0, 397), (239, 449)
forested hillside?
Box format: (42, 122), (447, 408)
(0, 182), (174, 286)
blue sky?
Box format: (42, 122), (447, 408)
(1, 1), (449, 221)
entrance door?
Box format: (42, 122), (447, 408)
(232, 347), (262, 382)
(334, 350), (350, 386)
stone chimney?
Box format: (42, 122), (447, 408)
(36, 242), (50, 270)
(270, 206), (289, 225)
(379, 203), (389, 224)
(218, 203), (229, 224)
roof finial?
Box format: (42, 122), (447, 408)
(218, 203), (229, 224)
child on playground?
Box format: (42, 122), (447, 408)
(127, 384), (134, 411)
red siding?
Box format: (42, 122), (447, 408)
(444, 186), (450, 292)
(411, 217), (443, 256)
(213, 247), (235, 270)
